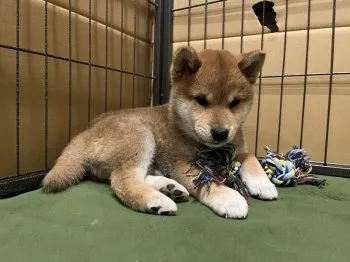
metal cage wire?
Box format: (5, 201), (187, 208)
(0, 0), (158, 197)
(0, 0), (349, 198)
(172, 0), (349, 177)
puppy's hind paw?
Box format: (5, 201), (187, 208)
(160, 183), (189, 202)
(145, 175), (189, 202)
(146, 193), (178, 216)
(41, 172), (70, 193)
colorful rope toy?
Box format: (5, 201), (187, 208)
(261, 146), (326, 188)
(187, 144), (249, 200)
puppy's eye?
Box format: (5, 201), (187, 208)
(195, 96), (209, 107)
(229, 99), (240, 108)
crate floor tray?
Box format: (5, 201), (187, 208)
(1, 176), (349, 262)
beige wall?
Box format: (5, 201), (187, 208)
(0, 0), (155, 177)
(173, 0), (350, 164)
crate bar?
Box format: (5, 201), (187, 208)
(144, 0), (150, 107)
(222, 0), (226, 49)
(260, 72), (350, 78)
(276, 0), (289, 152)
(16, 0), (20, 175)
(119, 0), (124, 109)
(88, 0), (92, 123)
(44, 0), (49, 169)
(0, 44), (155, 79)
(255, 0), (266, 156)
(4, 41), (346, 81)
(104, 0), (109, 112)
(149, 1), (155, 106)
(204, 0), (208, 49)
(172, 0), (225, 12)
(132, 0), (138, 107)
(188, 0), (191, 46)
(153, 0), (173, 105)
(147, 0), (158, 8)
(240, 0), (244, 52)
(324, 0), (337, 165)
(299, 0), (311, 148)
(68, 0), (72, 139)
(153, 0), (161, 105)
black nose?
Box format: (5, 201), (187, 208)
(211, 127), (229, 142)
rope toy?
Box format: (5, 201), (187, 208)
(186, 144), (249, 200)
(262, 146), (326, 188)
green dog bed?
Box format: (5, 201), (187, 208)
(1, 176), (349, 262)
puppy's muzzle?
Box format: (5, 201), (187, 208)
(211, 127), (229, 142)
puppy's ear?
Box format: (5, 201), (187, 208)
(171, 46), (202, 80)
(238, 50), (266, 84)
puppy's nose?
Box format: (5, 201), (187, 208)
(211, 127), (229, 142)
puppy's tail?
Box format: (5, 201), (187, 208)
(42, 134), (87, 193)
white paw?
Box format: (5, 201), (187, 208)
(244, 176), (278, 200)
(145, 175), (189, 202)
(203, 188), (248, 219)
(146, 192), (178, 216)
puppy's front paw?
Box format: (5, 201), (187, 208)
(244, 175), (278, 200)
(237, 154), (278, 201)
(203, 188), (248, 219)
(146, 193), (178, 216)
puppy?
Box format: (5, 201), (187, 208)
(42, 46), (278, 219)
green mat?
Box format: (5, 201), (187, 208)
(1, 176), (350, 262)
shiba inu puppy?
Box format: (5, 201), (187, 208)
(42, 46), (278, 219)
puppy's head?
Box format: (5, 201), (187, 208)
(169, 46), (265, 147)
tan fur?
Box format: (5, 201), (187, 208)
(42, 46), (278, 219)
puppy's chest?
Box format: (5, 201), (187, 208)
(153, 137), (196, 177)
